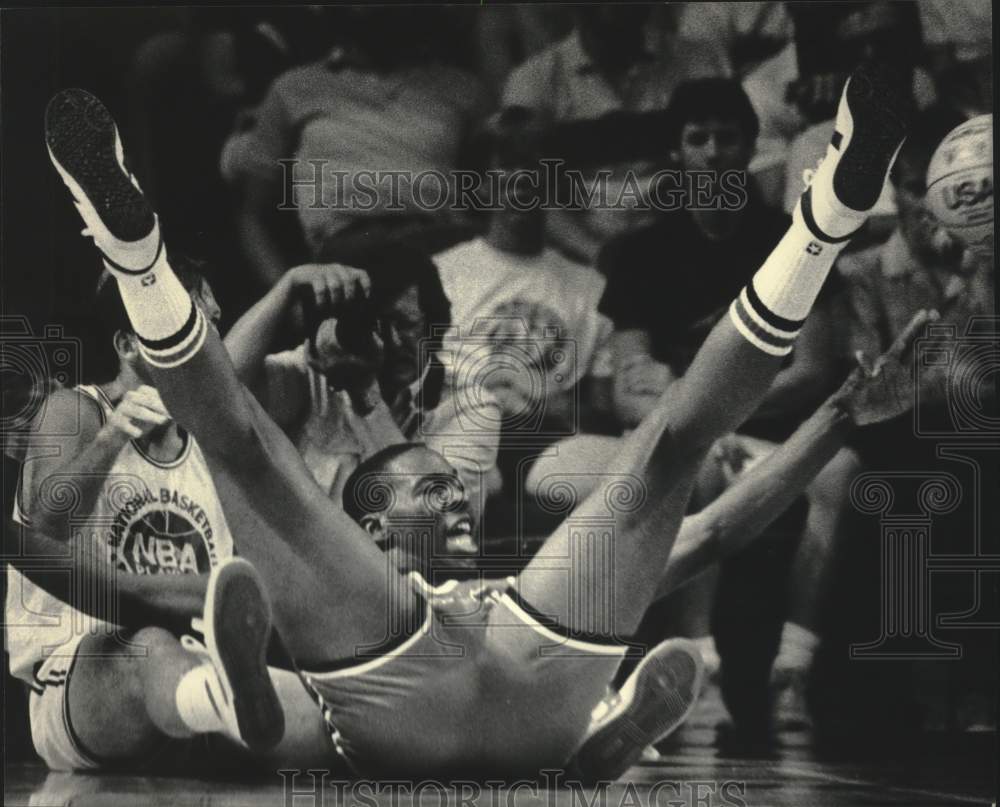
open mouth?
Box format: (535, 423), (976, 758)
(445, 519), (477, 555)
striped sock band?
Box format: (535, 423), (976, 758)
(729, 281), (803, 356)
(106, 247), (208, 368)
(136, 300), (207, 368)
(728, 202), (849, 356)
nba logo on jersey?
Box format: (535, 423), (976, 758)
(112, 487), (220, 575)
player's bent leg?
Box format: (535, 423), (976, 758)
(36, 621), (251, 770)
(30, 631), (180, 770)
(41, 626), (328, 771)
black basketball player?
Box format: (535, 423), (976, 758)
(38, 64), (908, 779)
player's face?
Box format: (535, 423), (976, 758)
(678, 119), (752, 174)
(372, 447), (477, 576)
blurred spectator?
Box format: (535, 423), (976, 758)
(433, 109), (613, 495)
(597, 79), (790, 429)
(223, 246), (499, 527)
(918, 0), (993, 118)
(527, 78), (795, 509)
(222, 7), (489, 289)
(918, 0), (992, 73)
(476, 5), (572, 102)
(503, 5), (727, 262)
(840, 105), (994, 417)
(677, 1), (792, 77)
(125, 7), (331, 320)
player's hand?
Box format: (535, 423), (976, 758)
(102, 385), (171, 443)
(286, 262), (371, 315)
(833, 309), (939, 426)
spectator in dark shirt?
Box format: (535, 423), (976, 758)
(598, 78), (793, 429)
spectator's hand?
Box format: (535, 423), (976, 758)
(621, 358), (673, 396)
(102, 386), (170, 443)
(287, 262), (371, 317)
(834, 309), (938, 426)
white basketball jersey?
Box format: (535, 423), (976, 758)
(5, 385), (234, 684)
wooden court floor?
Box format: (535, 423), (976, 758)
(5, 690), (996, 807)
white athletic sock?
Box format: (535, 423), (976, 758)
(728, 202), (851, 356)
(106, 248), (207, 368)
(174, 664), (226, 735)
(774, 622), (820, 672)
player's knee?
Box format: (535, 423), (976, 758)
(130, 626), (181, 655)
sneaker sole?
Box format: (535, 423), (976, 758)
(833, 65), (909, 212)
(575, 642), (704, 778)
(44, 88), (155, 241)
(205, 560), (285, 752)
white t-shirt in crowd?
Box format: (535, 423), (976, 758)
(434, 238), (612, 419)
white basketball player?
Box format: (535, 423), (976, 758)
(5, 265), (322, 771)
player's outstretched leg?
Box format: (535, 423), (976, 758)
(44, 88), (419, 668)
(518, 63), (910, 640)
(570, 639), (705, 782)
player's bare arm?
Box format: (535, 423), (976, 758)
(658, 308), (937, 598)
(20, 386), (167, 536)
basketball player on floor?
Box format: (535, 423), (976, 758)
(5, 267), (329, 771)
(10, 301), (933, 777)
(39, 64), (908, 778)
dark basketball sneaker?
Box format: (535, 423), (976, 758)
(803, 63), (910, 239)
(574, 639), (704, 781)
(45, 88), (160, 271)
(203, 559), (285, 752)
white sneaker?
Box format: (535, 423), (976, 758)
(44, 87), (161, 272)
(574, 639), (705, 780)
(800, 63), (909, 240)
(201, 558), (285, 752)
